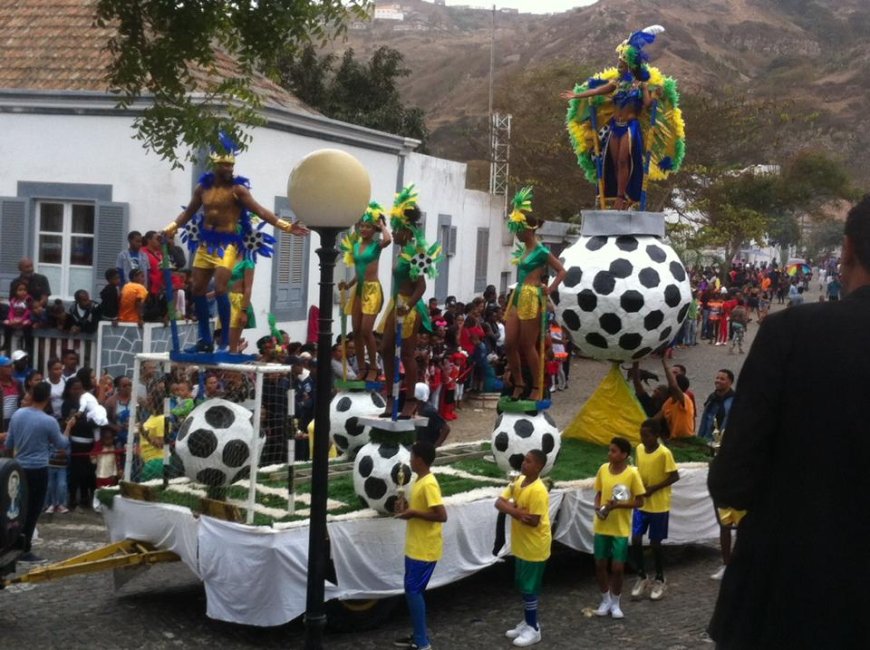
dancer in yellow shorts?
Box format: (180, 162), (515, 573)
(339, 202), (392, 381)
(505, 188), (566, 401)
(162, 132), (308, 353)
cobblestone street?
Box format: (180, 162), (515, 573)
(1, 295), (805, 648)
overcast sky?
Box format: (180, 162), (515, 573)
(443, 0), (597, 14)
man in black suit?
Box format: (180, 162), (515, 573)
(708, 195), (870, 649)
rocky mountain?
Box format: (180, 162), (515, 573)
(337, 0), (870, 184)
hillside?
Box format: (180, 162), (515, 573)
(336, 0), (870, 185)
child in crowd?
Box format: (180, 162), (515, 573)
(5, 281), (33, 327)
(66, 289), (102, 333)
(728, 301), (749, 354)
(496, 449), (551, 647)
(395, 441), (447, 650)
(139, 414), (166, 481)
(93, 429), (121, 488)
(44, 438), (70, 514)
(630, 420), (680, 601)
(100, 268), (122, 320)
(593, 436), (645, 619)
(440, 356), (458, 421)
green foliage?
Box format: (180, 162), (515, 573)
(95, 0), (370, 168)
(276, 45), (429, 148)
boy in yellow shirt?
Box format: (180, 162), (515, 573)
(630, 419), (680, 601)
(593, 436), (645, 619)
(395, 441), (447, 650)
(495, 449), (551, 648)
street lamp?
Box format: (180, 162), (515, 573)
(288, 149), (370, 650)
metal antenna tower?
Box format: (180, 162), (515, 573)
(489, 112), (511, 200)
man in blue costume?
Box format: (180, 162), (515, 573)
(163, 135), (308, 353)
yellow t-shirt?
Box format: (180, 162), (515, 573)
(593, 463), (646, 538)
(636, 443), (678, 513)
(663, 394), (695, 438)
(502, 476), (551, 562)
(405, 472), (444, 562)
(119, 282), (148, 323)
(141, 415), (165, 463)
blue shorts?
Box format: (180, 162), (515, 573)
(632, 510), (669, 542)
(404, 557), (437, 595)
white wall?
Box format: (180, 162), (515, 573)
(1, 111), (513, 346)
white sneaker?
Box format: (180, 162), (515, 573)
(630, 577), (648, 600)
(44, 505), (55, 514)
(505, 621), (530, 640)
(650, 578), (666, 600)
(711, 565), (726, 581)
(513, 625), (541, 647)
(610, 602), (625, 619)
(594, 592), (611, 616)
(56, 505), (70, 514)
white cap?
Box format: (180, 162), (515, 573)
(11, 350), (27, 362)
(414, 382), (430, 402)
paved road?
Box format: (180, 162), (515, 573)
(1, 290), (809, 648)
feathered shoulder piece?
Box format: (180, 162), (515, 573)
(340, 230), (360, 266)
(507, 186), (534, 234)
(390, 184), (419, 231)
(400, 229), (443, 281)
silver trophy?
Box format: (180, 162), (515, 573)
(506, 470), (521, 504)
(598, 483), (630, 519)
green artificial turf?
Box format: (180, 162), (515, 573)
(97, 436), (709, 527)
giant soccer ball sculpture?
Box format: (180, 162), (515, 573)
(557, 233), (692, 361)
(174, 399), (261, 487)
(353, 441), (414, 514)
(491, 411), (561, 476)
(330, 390), (387, 458)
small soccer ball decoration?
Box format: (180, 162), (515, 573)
(556, 234), (692, 362)
(353, 442), (414, 515)
(329, 390), (387, 458)
(490, 411), (561, 476)
(173, 399), (261, 487)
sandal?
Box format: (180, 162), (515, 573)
(510, 383), (526, 401)
(365, 368), (379, 383)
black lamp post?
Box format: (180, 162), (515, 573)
(287, 150), (371, 650)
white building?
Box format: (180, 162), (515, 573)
(374, 3), (405, 21)
(0, 1), (524, 343)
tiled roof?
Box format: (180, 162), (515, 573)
(0, 0), (315, 114)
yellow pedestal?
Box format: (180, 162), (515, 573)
(563, 364), (646, 446)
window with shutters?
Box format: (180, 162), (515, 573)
(474, 228), (489, 293)
(35, 201), (95, 299)
(271, 203), (310, 321)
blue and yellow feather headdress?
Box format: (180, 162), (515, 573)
(615, 25), (664, 81)
(209, 130), (240, 165)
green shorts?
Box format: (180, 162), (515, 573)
(593, 533), (629, 563)
(514, 558), (546, 596)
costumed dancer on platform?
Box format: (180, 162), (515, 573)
(562, 26), (685, 210)
(379, 186), (443, 419)
(338, 202), (392, 382)
(162, 133), (309, 353)
(227, 249), (256, 354)
(504, 188), (566, 402)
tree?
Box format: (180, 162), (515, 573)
(95, 0), (369, 167)
(277, 45), (429, 148)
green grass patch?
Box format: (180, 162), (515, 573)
(97, 437), (709, 526)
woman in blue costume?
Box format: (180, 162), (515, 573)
(379, 186), (442, 418)
(338, 201), (392, 382)
(505, 188), (566, 401)
(561, 27), (662, 210)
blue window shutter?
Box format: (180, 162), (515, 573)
(94, 202), (129, 297)
(270, 207), (310, 321)
(0, 197), (28, 293)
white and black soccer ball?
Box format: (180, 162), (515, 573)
(330, 390), (387, 458)
(491, 411), (561, 476)
(173, 399), (261, 487)
(556, 235), (692, 362)
(353, 441), (414, 515)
